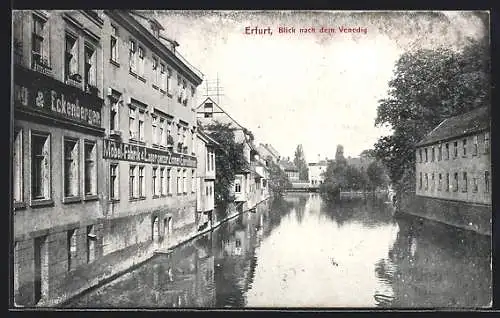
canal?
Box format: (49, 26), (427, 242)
(65, 193), (491, 308)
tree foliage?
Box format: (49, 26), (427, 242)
(267, 160), (292, 198)
(293, 144), (309, 181)
(373, 39), (490, 193)
(202, 121), (248, 214)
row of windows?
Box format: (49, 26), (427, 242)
(109, 95), (196, 153)
(109, 164), (196, 201)
(418, 171), (490, 194)
(13, 129), (97, 207)
(14, 13), (196, 100)
(418, 132), (490, 163)
(114, 27), (196, 104)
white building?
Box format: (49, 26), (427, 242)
(308, 160), (329, 186)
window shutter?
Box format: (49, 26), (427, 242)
(89, 53), (97, 85)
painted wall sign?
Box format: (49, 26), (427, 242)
(103, 139), (197, 168)
(13, 65), (103, 128)
(14, 84), (102, 127)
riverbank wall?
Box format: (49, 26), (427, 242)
(46, 197), (270, 308)
(398, 192), (491, 236)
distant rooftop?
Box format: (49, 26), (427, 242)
(416, 106), (490, 147)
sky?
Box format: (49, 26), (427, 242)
(153, 11), (487, 161)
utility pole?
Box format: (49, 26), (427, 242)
(203, 73), (224, 104)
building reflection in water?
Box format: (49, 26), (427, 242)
(65, 193), (491, 308)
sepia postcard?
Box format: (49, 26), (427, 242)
(10, 9), (492, 309)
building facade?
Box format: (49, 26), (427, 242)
(308, 160), (328, 186)
(402, 106), (491, 235)
(196, 130), (219, 230)
(196, 97), (269, 212)
(12, 9), (204, 307)
(99, 10), (203, 257)
(12, 10), (107, 307)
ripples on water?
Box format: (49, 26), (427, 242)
(66, 193), (491, 308)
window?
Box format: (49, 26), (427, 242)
(191, 131), (196, 154)
(445, 143), (449, 160)
(472, 177), (478, 193)
(485, 171), (490, 193)
(453, 141), (458, 158)
(446, 173), (450, 192)
(462, 172), (468, 192)
(84, 141), (97, 196)
(139, 166), (145, 197)
(453, 172), (458, 192)
(235, 178), (241, 193)
(110, 164), (119, 200)
(129, 107), (136, 139)
(206, 151), (210, 172)
(167, 68), (173, 94)
(31, 133), (51, 200)
(191, 85), (195, 98)
(84, 45), (97, 89)
(86, 225), (96, 263)
(183, 169), (187, 194)
(64, 138), (79, 198)
(419, 149), (422, 163)
(425, 148), (428, 162)
(206, 185), (209, 196)
(182, 79), (188, 105)
(110, 97), (119, 131)
(204, 102), (213, 118)
(431, 173), (435, 191)
(160, 63), (166, 91)
(159, 119), (164, 146)
(152, 57), (158, 86)
(438, 173), (442, 191)
(473, 135), (478, 156)
(138, 46), (145, 77)
(431, 147), (435, 162)
(177, 169), (181, 194)
(191, 169), (195, 193)
(160, 168), (165, 196)
(129, 39), (136, 72)
(419, 172), (422, 189)
(110, 25), (119, 63)
(462, 139), (467, 157)
(65, 34), (78, 80)
(484, 132), (490, 154)
(438, 144), (442, 161)
(138, 111), (144, 142)
(129, 165), (136, 198)
(424, 173), (428, 190)
(13, 129), (23, 204)
(167, 168), (172, 194)
(67, 229), (77, 271)
(152, 115), (158, 145)
(152, 167), (158, 196)
(32, 15), (50, 67)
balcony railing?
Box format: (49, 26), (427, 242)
(65, 74), (83, 88)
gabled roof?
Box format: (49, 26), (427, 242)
(196, 97), (245, 130)
(197, 130), (221, 147)
(416, 106), (490, 147)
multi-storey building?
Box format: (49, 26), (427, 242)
(12, 10), (106, 307)
(11, 9), (204, 307)
(99, 10), (203, 256)
(279, 159), (300, 182)
(402, 106), (491, 235)
(308, 159), (328, 186)
(195, 130), (219, 230)
(196, 97), (268, 211)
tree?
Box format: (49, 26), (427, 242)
(293, 144), (309, 181)
(202, 121), (248, 219)
(267, 161), (292, 198)
(374, 39), (490, 193)
(367, 161), (390, 191)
